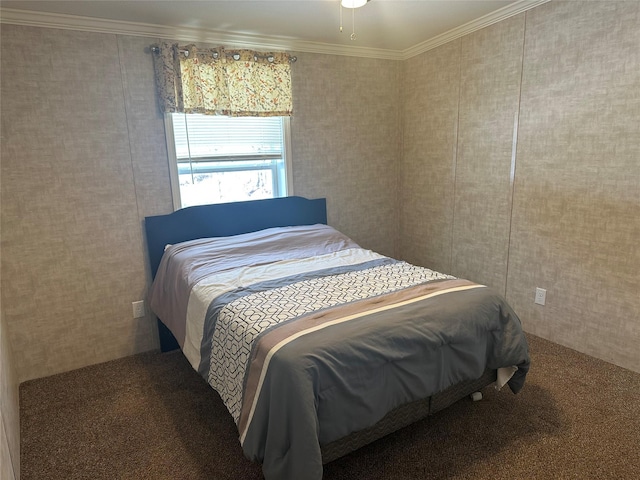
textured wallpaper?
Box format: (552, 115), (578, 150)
(1, 1), (638, 394)
(506, 1), (640, 370)
(0, 27), (162, 383)
(399, 40), (461, 275)
(2, 6), (637, 480)
(401, 1), (640, 373)
(1, 311), (19, 480)
(291, 52), (401, 258)
(451, 14), (525, 295)
(0, 28), (401, 383)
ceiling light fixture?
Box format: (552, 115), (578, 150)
(339, 0), (370, 41)
(341, 0), (368, 7)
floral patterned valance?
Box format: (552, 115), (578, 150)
(152, 43), (293, 117)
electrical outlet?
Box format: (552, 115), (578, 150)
(534, 288), (546, 306)
(132, 300), (145, 318)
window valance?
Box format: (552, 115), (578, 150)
(152, 43), (294, 117)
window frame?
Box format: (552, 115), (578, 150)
(163, 113), (293, 210)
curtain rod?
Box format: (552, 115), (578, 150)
(150, 45), (296, 63)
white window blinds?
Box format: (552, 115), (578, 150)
(171, 114), (284, 161)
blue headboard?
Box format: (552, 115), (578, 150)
(145, 196), (327, 278)
(144, 196), (327, 351)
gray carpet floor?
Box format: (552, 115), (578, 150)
(20, 334), (640, 479)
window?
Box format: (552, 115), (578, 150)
(165, 113), (291, 208)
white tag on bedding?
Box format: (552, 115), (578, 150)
(495, 365), (518, 391)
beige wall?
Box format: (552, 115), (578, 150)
(399, 39), (461, 275)
(506, 1), (639, 370)
(1, 5), (636, 478)
(1, 28), (166, 383)
(0, 0), (638, 391)
(401, 1), (640, 372)
(291, 52), (401, 257)
(1, 311), (19, 480)
(0, 26), (401, 383)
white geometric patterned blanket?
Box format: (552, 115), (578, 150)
(204, 259), (454, 424)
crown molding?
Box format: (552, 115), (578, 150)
(0, 7), (401, 60)
(401, 0), (550, 60)
(0, 0), (550, 61)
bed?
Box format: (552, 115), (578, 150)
(144, 196), (530, 480)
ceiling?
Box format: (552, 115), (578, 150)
(0, 0), (547, 58)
